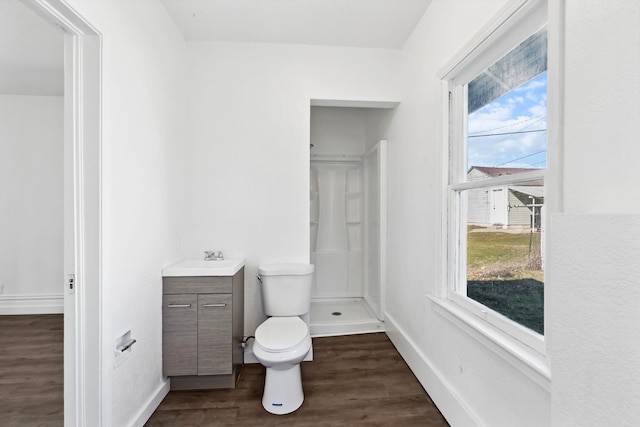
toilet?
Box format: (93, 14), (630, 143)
(253, 263), (314, 415)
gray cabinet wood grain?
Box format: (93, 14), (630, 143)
(198, 293), (232, 375)
(162, 267), (244, 390)
(162, 294), (197, 376)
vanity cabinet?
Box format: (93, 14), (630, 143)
(162, 268), (244, 390)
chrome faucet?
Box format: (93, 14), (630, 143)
(204, 250), (224, 261)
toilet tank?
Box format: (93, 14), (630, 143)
(258, 264), (314, 316)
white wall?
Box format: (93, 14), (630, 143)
(384, 1), (640, 427)
(0, 94), (63, 313)
(384, 1), (551, 426)
(365, 108), (396, 152)
(64, 1), (187, 425)
(310, 106), (396, 156)
(0, 0), (64, 96)
(311, 107), (395, 156)
(547, 1), (640, 426)
(562, 0), (640, 215)
(181, 41), (401, 334)
(46, 1), (640, 425)
(310, 106), (367, 157)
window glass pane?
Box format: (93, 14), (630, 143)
(468, 27), (547, 115)
(467, 27), (547, 172)
(463, 181), (545, 334)
(461, 27), (547, 335)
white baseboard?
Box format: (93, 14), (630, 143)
(129, 378), (170, 427)
(0, 294), (64, 314)
(384, 313), (482, 427)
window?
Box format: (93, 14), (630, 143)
(442, 0), (548, 353)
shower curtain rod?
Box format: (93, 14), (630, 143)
(310, 155), (362, 164)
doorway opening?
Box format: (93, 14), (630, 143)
(0, 0), (64, 423)
(309, 101), (395, 336)
(22, 0), (102, 425)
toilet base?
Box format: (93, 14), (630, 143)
(262, 364), (304, 415)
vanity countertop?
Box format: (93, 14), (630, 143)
(162, 258), (245, 277)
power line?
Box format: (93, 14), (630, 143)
(468, 114), (546, 136)
(468, 129), (547, 138)
(493, 150), (546, 167)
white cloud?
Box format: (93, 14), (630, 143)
(467, 73), (547, 168)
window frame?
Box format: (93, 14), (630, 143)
(440, 0), (548, 355)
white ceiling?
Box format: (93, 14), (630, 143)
(0, 0), (431, 96)
(161, 0), (431, 49)
(0, 0), (64, 96)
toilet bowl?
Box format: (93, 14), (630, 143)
(254, 317), (311, 367)
(253, 317), (312, 414)
(255, 263), (314, 415)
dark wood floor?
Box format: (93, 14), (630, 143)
(0, 316), (448, 426)
(147, 333), (449, 426)
(0, 314), (64, 426)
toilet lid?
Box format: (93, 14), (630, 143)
(255, 317), (309, 353)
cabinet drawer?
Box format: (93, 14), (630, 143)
(162, 294), (198, 376)
(198, 293), (232, 375)
(163, 276), (231, 294)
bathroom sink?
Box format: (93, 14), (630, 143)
(162, 258), (245, 277)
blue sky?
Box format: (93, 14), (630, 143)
(467, 72), (547, 170)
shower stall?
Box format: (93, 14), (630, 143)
(309, 141), (387, 336)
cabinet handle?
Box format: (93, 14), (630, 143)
(167, 304), (191, 308)
(203, 303), (227, 308)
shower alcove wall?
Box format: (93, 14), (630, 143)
(309, 103), (392, 337)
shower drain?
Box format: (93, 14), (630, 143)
(331, 311), (342, 316)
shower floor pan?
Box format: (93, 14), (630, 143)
(310, 298), (384, 337)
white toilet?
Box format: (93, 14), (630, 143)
(253, 263), (314, 415)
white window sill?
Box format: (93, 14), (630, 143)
(428, 294), (551, 392)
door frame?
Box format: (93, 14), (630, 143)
(363, 140), (387, 321)
(23, 1), (103, 425)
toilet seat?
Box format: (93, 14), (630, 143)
(255, 317), (309, 353)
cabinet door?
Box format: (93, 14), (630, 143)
(163, 294), (197, 376)
(198, 293), (232, 375)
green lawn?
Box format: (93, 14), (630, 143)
(466, 228), (544, 334)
